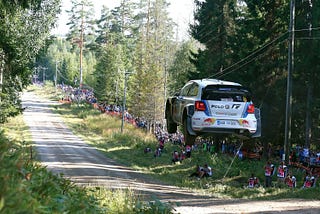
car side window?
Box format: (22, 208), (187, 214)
(187, 83), (199, 97)
(180, 83), (192, 96)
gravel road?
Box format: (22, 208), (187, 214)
(22, 91), (320, 214)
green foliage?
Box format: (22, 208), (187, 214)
(167, 40), (198, 95)
(0, 121), (105, 213)
(93, 44), (124, 102)
(52, 90), (320, 200)
(66, 0), (95, 47)
(36, 0), (177, 128)
(0, 0), (60, 123)
(32, 0), (320, 155)
(1, 110), (174, 214)
(93, 1), (137, 105)
(130, 0), (175, 121)
(190, 0), (240, 78)
(190, 0), (320, 148)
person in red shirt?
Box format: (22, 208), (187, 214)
(302, 172), (315, 188)
(285, 172), (296, 188)
(172, 151), (180, 164)
(277, 161), (287, 185)
(248, 173), (260, 188)
(264, 161), (274, 187)
(185, 145), (192, 158)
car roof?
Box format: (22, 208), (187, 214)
(189, 79), (242, 88)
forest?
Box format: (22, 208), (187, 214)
(1, 0), (320, 151)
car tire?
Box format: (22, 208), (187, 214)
(165, 103), (177, 133)
(166, 115), (177, 133)
(183, 116), (196, 146)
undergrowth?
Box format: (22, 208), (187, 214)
(0, 111), (174, 213)
(53, 94), (320, 200)
(10, 84), (317, 214)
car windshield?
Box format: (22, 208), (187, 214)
(201, 85), (252, 102)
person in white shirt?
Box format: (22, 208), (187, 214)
(199, 163), (212, 178)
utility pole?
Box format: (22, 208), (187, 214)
(0, 50), (4, 103)
(121, 71), (131, 133)
(42, 67), (47, 84)
(55, 60), (60, 87)
(79, 3), (84, 89)
(305, 0), (313, 148)
(284, 0), (295, 163)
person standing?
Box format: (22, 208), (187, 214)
(264, 161), (274, 187)
(277, 161), (287, 185)
(185, 145), (192, 158)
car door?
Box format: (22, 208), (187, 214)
(172, 82), (191, 123)
(172, 82), (198, 123)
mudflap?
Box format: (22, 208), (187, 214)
(186, 116), (197, 136)
(252, 108), (261, 138)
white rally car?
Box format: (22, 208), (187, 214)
(165, 79), (261, 145)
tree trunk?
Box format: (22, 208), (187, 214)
(305, 84), (312, 148)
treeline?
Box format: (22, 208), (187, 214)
(0, 0), (60, 123)
(188, 0), (320, 149)
(1, 0), (320, 150)
(40, 0), (188, 127)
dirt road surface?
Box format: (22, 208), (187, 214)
(22, 91), (320, 214)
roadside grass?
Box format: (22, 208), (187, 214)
(0, 115), (103, 213)
(28, 82), (63, 100)
(33, 85), (320, 201)
(52, 99), (320, 200)
(0, 103), (173, 213)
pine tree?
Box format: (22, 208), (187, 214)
(93, 1), (137, 104)
(190, 0), (239, 78)
(66, 0), (96, 86)
(131, 0), (175, 128)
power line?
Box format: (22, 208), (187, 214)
(294, 26), (320, 32)
(202, 26), (320, 79)
(296, 37), (320, 40)
(215, 39), (288, 80)
(209, 31), (288, 79)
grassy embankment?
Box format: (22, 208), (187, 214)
(0, 84), (173, 214)
(33, 84), (320, 201)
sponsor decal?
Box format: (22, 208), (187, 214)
(239, 119), (250, 127)
(193, 118), (201, 121)
(215, 112), (237, 116)
(218, 120), (237, 126)
(203, 118), (216, 124)
(232, 104), (241, 109)
(211, 104), (240, 110)
(211, 104), (225, 109)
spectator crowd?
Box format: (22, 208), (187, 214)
(57, 84), (320, 186)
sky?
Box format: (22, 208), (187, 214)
(51, 0), (195, 40)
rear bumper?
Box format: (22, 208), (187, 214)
(192, 127), (255, 135)
(191, 114), (257, 134)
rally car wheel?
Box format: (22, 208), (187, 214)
(166, 114), (177, 133)
(183, 116), (196, 146)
